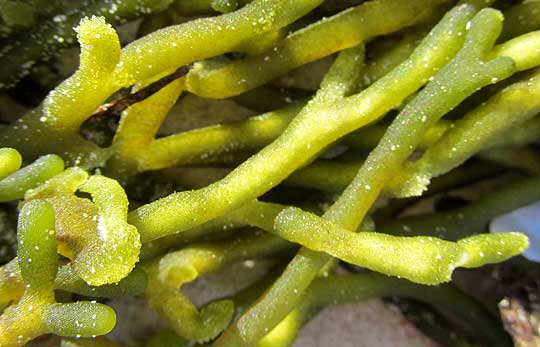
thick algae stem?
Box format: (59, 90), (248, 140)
(107, 77), (185, 181)
(274, 207), (527, 285)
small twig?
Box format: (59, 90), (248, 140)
(90, 64), (192, 119)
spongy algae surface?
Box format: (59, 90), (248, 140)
(0, 0), (539, 346)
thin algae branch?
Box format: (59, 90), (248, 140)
(107, 77), (185, 181)
(143, 260), (235, 343)
(158, 231), (290, 288)
(389, 65), (540, 197)
(0, 1), (538, 346)
(379, 176), (540, 241)
(0, 153), (64, 202)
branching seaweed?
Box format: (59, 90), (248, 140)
(0, 0), (323, 167)
(0, 1), (538, 346)
(214, 7), (501, 346)
(129, 4), (477, 242)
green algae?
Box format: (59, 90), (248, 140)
(0, 1), (538, 346)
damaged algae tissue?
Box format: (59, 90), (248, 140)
(0, 0), (539, 346)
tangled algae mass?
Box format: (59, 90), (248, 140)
(0, 0), (539, 346)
